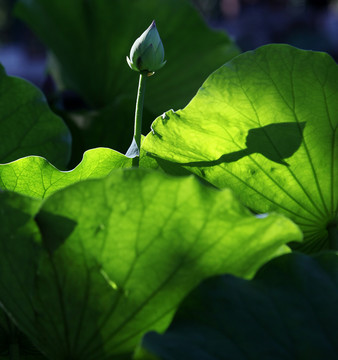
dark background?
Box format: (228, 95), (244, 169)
(194, 0), (338, 57)
(0, 0), (337, 86)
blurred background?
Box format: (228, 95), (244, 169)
(0, 0), (337, 86)
(193, 0), (338, 56)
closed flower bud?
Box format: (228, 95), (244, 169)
(127, 20), (166, 75)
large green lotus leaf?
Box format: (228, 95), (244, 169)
(0, 310), (8, 358)
(143, 44), (338, 252)
(0, 169), (301, 359)
(0, 310), (46, 359)
(15, 0), (239, 114)
(0, 191), (43, 355)
(0, 147), (131, 199)
(138, 252), (338, 360)
(0, 64), (71, 169)
(0, 193), (46, 359)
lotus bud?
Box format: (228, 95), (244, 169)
(127, 20), (166, 76)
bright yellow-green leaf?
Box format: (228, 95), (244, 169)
(143, 44), (338, 252)
(0, 148), (131, 199)
(0, 169), (301, 359)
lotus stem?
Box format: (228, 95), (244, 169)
(132, 73), (147, 167)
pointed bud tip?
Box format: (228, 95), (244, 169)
(127, 20), (166, 74)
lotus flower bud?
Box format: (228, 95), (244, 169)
(127, 20), (166, 76)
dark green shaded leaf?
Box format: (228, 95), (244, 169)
(57, 97), (143, 167)
(0, 310), (8, 357)
(0, 65), (71, 168)
(0, 192), (43, 358)
(0, 310), (46, 359)
(15, 0), (239, 114)
(143, 44), (338, 252)
(0, 169), (301, 359)
(138, 252), (338, 360)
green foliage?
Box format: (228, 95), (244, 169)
(0, 310), (47, 359)
(0, 169), (300, 359)
(138, 252), (338, 360)
(0, 1), (336, 358)
(0, 65), (71, 168)
(15, 0), (238, 112)
(143, 44), (338, 253)
(0, 148), (131, 199)
(15, 0), (239, 157)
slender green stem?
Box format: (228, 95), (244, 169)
(132, 73), (147, 167)
(327, 223), (338, 250)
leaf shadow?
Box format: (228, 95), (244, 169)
(163, 122), (306, 167)
(35, 211), (77, 254)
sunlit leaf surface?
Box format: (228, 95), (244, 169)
(0, 148), (131, 199)
(143, 44), (338, 252)
(0, 169), (301, 359)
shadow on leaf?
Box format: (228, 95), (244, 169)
(36, 212), (77, 254)
(160, 122), (306, 167)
